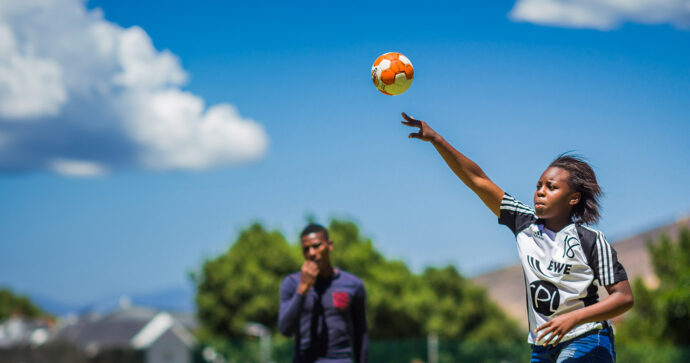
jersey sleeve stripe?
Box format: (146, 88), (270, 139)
(501, 204), (536, 215)
(601, 232), (610, 285)
(500, 196), (536, 215)
(596, 233), (606, 285)
(597, 231), (614, 285)
(601, 234), (616, 285)
(500, 200), (533, 210)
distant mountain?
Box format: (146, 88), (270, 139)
(30, 285), (195, 317)
(29, 294), (84, 316)
(472, 216), (690, 329)
(130, 285), (195, 313)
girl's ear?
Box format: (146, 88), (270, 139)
(569, 192), (581, 206)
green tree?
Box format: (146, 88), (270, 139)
(617, 227), (690, 346)
(194, 223), (300, 339)
(0, 288), (43, 320)
(421, 266), (522, 343)
(327, 219), (522, 342)
(194, 218), (523, 344)
(327, 219), (425, 338)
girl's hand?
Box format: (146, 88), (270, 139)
(535, 311), (581, 347)
(401, 112), (439, 142)
(534, 280), (634, 347)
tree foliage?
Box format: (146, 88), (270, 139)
(194, 218), (522, 343)
(328, 219), (522, 342)
(0, 288), (43, 320)
(617, 227), (690, 346)
(194, 223), (301, 339)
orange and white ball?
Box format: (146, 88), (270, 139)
(371, 52), (414, 96)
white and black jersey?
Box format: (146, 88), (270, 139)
(498, 193), (628, 344)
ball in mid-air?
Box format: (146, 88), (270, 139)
(371, 52), (414, 96)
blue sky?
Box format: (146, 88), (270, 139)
(1, 0), (689, 305)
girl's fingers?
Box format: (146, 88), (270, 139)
(401, 120), (420, 128)
(401, 113), (421, 125)
(535, 325), (553, 343)
(401, 112), (414, 121)
(535, 322), (550, 332)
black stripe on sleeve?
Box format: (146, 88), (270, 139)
(578, 225), (628, 286)
(498, 193), (537, 236)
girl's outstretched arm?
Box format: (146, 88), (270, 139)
(402, 112), (504, 217)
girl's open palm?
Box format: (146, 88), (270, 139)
(401, 112), (438, 142)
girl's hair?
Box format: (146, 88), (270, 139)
(548, 154), (602, 225)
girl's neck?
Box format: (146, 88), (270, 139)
(543, 217), (573, 233)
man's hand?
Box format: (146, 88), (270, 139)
(297, 261), (319, 295)
(401, 112), (439, 142)
(535, 311), (581, 347)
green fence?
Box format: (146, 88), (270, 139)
(202, 340), (690, 363)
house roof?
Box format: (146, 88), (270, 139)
(131, 312), (196, 349)
(53, 306), (195, 351)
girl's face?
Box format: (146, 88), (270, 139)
(533, 167), (580, 222)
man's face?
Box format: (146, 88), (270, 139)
(301, 232), (332, 270)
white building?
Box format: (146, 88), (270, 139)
(54, 306), (197, 363)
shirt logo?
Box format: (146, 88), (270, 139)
(532, 225), (543, 239)
(332, 291), (350, 311)
(547, 260), (573, 275)
(527, 255), (544, 274)
(562, 235), (581, 258)
(529, 280), (560, 316)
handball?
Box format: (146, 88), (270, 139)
(371, 52), (414, 96)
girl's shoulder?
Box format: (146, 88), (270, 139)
(575, 224), (607, 247)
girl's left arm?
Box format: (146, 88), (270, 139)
(535, 280), (634, 346)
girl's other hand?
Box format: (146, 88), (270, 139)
(535, 311), (580, 347)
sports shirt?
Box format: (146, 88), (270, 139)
(498, 193), (628, 344)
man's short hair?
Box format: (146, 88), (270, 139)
(300, 223), (329, 240)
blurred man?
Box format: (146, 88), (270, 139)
(278, 223), (368, 363)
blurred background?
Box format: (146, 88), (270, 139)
(1, 0), (689, 362)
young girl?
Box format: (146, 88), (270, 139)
(401, 112), (634, 362)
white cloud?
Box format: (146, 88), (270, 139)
(114, 26), (187, 89)
(510, 0), (690, 30)
(0, 0), (268, 176)
(49, 158), (107, 177)
(125, 90), (268, 170)
(0, 24), (67, 118)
